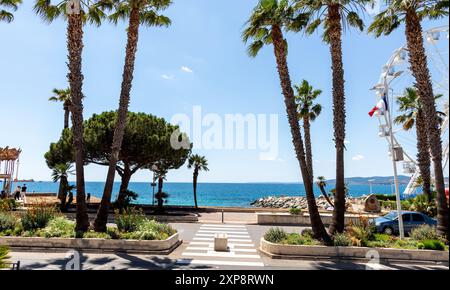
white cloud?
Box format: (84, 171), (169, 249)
(181, 66), (193, 73)
(162, 74), (174, 80)
(352, 154), (365, 161)
(344, 140), (350, 144)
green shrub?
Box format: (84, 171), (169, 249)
(264, 228), (287, 244)
(281, 233), (320, 245)
(289, 208), (301, 215)
(393, 239), (418, 250)
(115, 208), (146, 233)
(38, 217), (75, 238)
(301, 228), (314, 238)
(82, 231), (111, 239)
(0, 199), (18, 212)
(0, 246), (10, 269)
(417, 240), (445, 251)
(128, 219), (176, 240)
(21, 205), (58, 231)
(410, 225), (439, 241)
(333, 233), (352, 247)
(0, 212), (18, 232)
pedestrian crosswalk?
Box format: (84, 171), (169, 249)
(176, 224), (265, 268)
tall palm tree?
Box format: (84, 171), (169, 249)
(294, 0), (370, 234)
(94, 0), (172, 232)
(243, 0), (330, 243)
(294, 79), (322, 182)
(49, 88), (72, 129)
(187, 154), (209, 209)
(394, 87), (445, 202)
(51, 162), (75, 211)
(0, 0), (21, 23)
(316, 176), (334, 207)
(369, 0), (449, 238)
(34, 0), (111, 232)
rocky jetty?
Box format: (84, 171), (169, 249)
(251, 195), (359, 210)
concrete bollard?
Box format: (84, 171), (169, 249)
(214, 233), (228, 252)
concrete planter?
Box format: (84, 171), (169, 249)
(260, 238), (449, 263)
(256, 212), (377, 226)
(0, 233), (180, 254)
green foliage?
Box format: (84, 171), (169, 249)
(21, 205), (58, 231)
(82, 231), (112, 239)
(410, 224), (439, 241)
(294, 79), (322, 122)
(114, 190), (139, 210)
(289, 208), (301, 215)
(0, 212), (17, 232)
(410, 194), (437, 217)
(417, 240), (446, 251)
(282, 233), (321, 246)
(125, 219), (176, 241)
(38, 217), (75, 238)
(0, 198), (18, 212)
(264, 227), (288, 244)
(0, 0), (22, 23)
(333, 233), (352, 247)
(301, 228), (314, 238)
(347, 217), (375, 247)
(45, 111), (192, 193)
(115, 208), (146, 233)
(0, 246), (10, 269)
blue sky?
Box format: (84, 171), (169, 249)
(0, 0), (447, 183)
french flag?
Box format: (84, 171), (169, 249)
(369, 94), (389, 117)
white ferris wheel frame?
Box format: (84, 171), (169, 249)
(372, 25), (450, 196)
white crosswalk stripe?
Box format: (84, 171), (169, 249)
(177, 224), (264, 268)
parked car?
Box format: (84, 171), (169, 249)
(371, 211), (437, 235)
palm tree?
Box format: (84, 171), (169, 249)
(34, 0), (111, 232)
(243, 0), (330, 243)
(187, 155), (209, 209)
(369, 0), (449, 238)
(294, 0), (370, 234)
(394, 87), (445, 202)
(294, 80), (322, 182)
(51, 162), (74, 211)
(316, 176), (334, 207)
(0, 0), (21, 23)
(49, 88), (72, 129)
(94, 0), (172, 232)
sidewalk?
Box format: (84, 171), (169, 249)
(197, 212), (257, 224)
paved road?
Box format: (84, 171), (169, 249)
(8, 222), (449, 270)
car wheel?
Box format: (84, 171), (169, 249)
(383, 226), (394, 235)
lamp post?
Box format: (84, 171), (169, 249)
(371, 68), (405, 239)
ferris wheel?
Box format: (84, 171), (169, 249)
(372, 25), (449, 196)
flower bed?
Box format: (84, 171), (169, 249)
(260, 223), (449, 262)
(0, 206), (180, 253)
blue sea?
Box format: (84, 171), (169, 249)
(10, 181), (409, 208)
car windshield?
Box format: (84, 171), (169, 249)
(383, 212), (398, 221)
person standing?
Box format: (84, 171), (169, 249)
(20, 184), (27, 201)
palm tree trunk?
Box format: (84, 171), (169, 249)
(318, 184), (334, 207)
(63, 105), (70, 129)
(67, 12), (89, 232)
(271, 25), (330, 244)
(415, 111), (432, 201)
(156, 176), (164, 212)
(94, 8), (140, 232)
(303, 116), (313, 183)
(405, 10), (449, 238)
(58, 176), (68, 212)
(115, 165), (132, 210)
(193, 169), (198, 209)
(327, 4), (346, 235)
